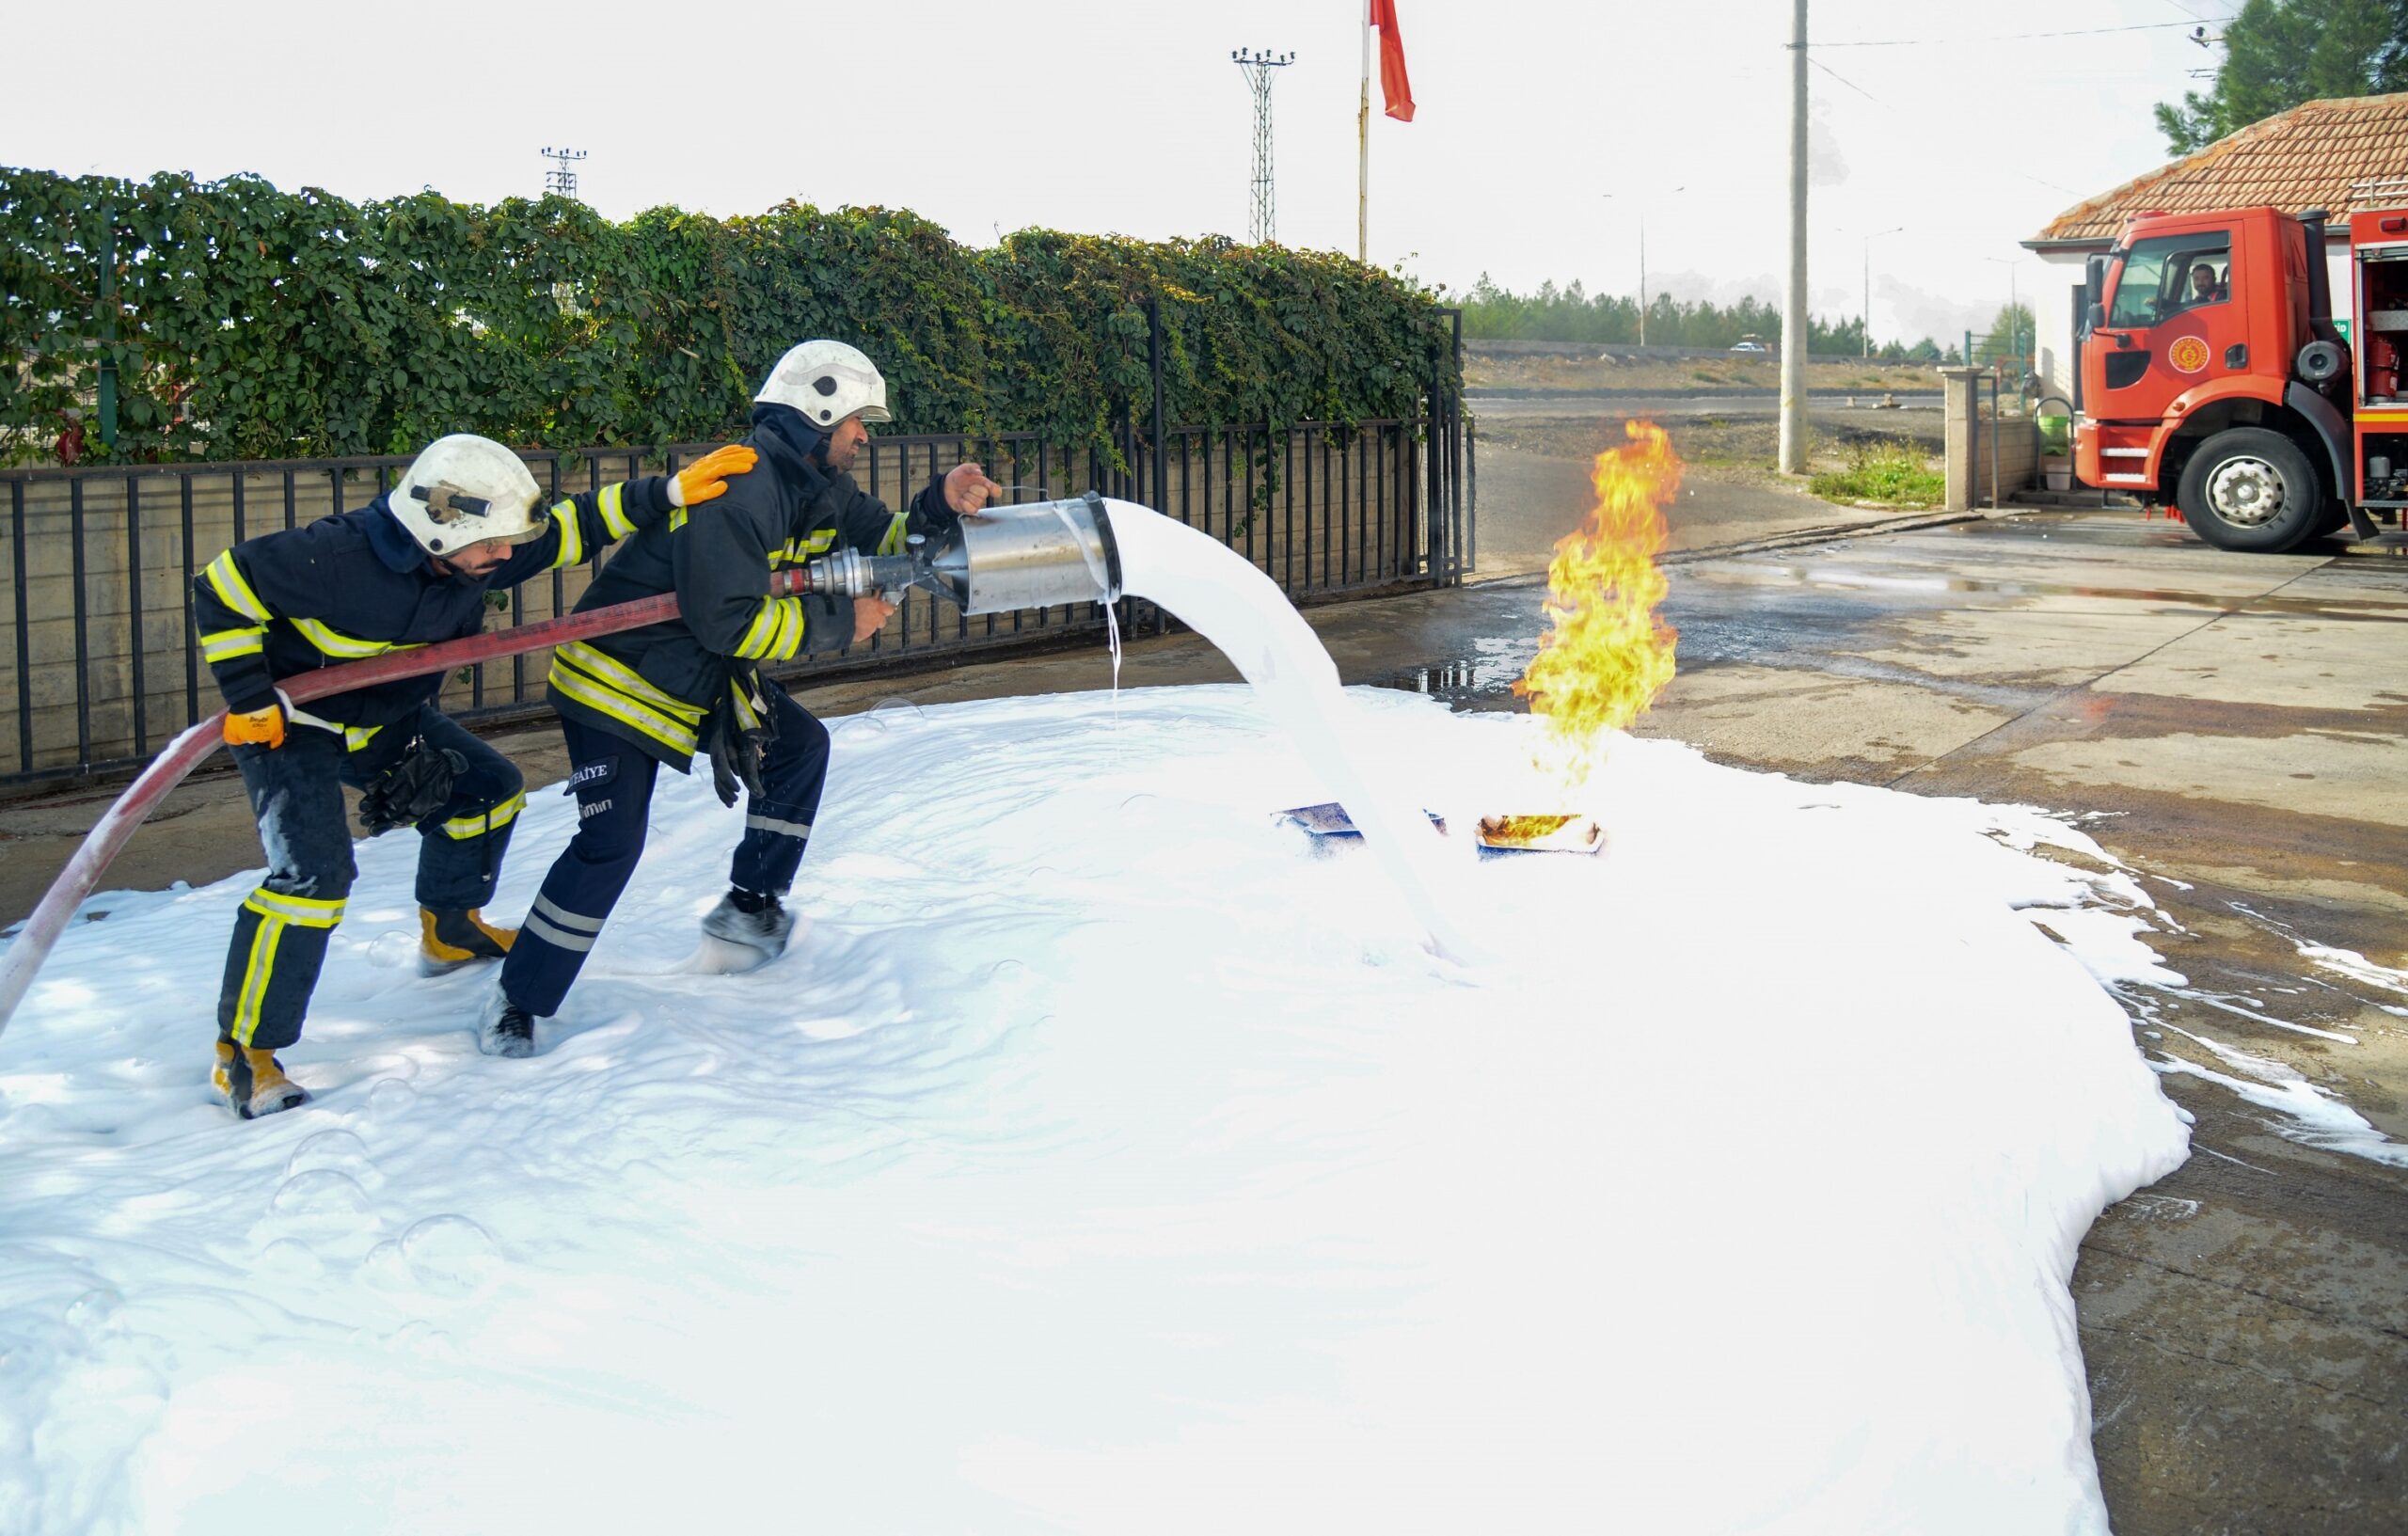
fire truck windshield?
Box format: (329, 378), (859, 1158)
(2108, 231), (2234, 327)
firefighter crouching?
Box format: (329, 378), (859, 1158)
(483, 340), (1003, 1055)
(194, 434), (756, 1118)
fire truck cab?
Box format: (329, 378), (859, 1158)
(2073, 182), (2408, 551)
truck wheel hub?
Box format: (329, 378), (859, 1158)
(2207, 458), (2285, 527)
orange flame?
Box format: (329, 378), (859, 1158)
(1512, 420), (1682, 787)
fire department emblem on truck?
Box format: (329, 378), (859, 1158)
(2167, 336), (2210, 374)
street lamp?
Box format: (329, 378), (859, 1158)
(1861, 226), (1904, 359)
(1605, 186), (1686, 348)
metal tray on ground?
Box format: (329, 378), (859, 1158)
(1472, 814), (1605, 854)
(1276, 801), (1448, 837)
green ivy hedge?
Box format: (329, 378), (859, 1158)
(0, 168), (1459, 467)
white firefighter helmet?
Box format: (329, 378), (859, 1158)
(755, 340), (893, 429)
(389, 435), (547, 556)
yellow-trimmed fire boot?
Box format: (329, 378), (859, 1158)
(420, 907), (518, 975)
(213, 1038), (310, 1120)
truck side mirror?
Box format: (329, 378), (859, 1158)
(2084, 301), (2107, 335)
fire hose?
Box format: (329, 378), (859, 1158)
(0, 565), (837, 1034)
(0, 492), (1126, 1037)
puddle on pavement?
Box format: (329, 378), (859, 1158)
(1708, 562), (2408, 621)
(1371, 636), (1536, 707)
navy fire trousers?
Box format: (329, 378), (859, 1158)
(499, 684), (832, 1019)
(216, 706), (526, 1050)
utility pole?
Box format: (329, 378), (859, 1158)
(1778, 0), (1810, 475)
(1607, 188), (1684, 347)
(1862, 226), (1903, 359)
(542, 146), (587, 201)
(1232, 49), (1295, 245)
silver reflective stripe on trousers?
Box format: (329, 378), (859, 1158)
(523, 894), (605, 953)
(746, 815), (813, 839)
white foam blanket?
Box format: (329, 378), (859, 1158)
(0, 686), (2189, 1534)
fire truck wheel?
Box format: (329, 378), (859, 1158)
(2175, 429), (2322, 552)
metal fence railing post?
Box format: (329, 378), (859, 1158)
(1149, 299), (1168, 515)
(11, 480), (30, 775)
(1988, 375), (2002, 511)
(180, 473), (198, 728)
(69, 477), (91, 773)
(1450, 307), (1466, 586)
(125, 473), (145, 758)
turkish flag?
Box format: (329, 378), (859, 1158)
(1372, 0), (1415, 122)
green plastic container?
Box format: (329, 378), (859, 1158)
(2035, 412), (2072, 458)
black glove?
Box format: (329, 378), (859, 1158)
(707, 665), (779, 809)
(357, 736), (468, 835)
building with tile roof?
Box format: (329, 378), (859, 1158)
(2020, 93), (2408, 402)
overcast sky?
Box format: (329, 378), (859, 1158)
(5, 0), (2229, 347)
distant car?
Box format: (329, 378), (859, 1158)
(1728, 340), (1771, 356)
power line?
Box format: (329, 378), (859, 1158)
(1801, 56), (2080, 197)
(1812, 17), (2234, 48)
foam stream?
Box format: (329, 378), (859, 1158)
(1101, 499), (1474, 958)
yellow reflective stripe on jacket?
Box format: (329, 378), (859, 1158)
(876, 513), (910, 556)
(441, 789), (526, 841)
(199, 625), (267, 662)
(242, 888), (347, 928)
(546, 499), (585, 570)
(599, 482), (636, 540)
(204, 551), (272, 623)
(552, 642), (706, 725)
(732, 597), (804, 662)
(547, 656), (701, 757)
(668, 506), (688, 533)
(558, 644), (707, 726)
(291, 616), (424, 661)
(767, 530), (839, 567)
(344, 724), (383, 752)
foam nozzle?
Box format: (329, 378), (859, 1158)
(915, 491), (1124, 616)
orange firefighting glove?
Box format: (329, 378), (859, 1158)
(223, 705), (285, 750)
(671, 445), (759, 507)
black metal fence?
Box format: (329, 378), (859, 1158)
(1, 321), (1470, 788)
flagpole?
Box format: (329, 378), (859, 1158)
(1358, 1), (1371, 264)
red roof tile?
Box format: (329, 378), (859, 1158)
(2029, 93), (2408, 245)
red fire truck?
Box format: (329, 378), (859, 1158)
(2074, 183), (2408, 551)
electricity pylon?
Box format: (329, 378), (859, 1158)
(1231, 49), (1295, 244)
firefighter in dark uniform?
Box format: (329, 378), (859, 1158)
(193, 434), (756, 1117)
(484, 340), (1002, 1055)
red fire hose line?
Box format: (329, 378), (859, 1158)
(0, 569), (815, 1035)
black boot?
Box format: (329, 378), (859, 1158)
(476, 984), (537, 1058)
(699, 886), (795, 970)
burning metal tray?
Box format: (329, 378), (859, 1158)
(1471, 814), (1605, 854)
